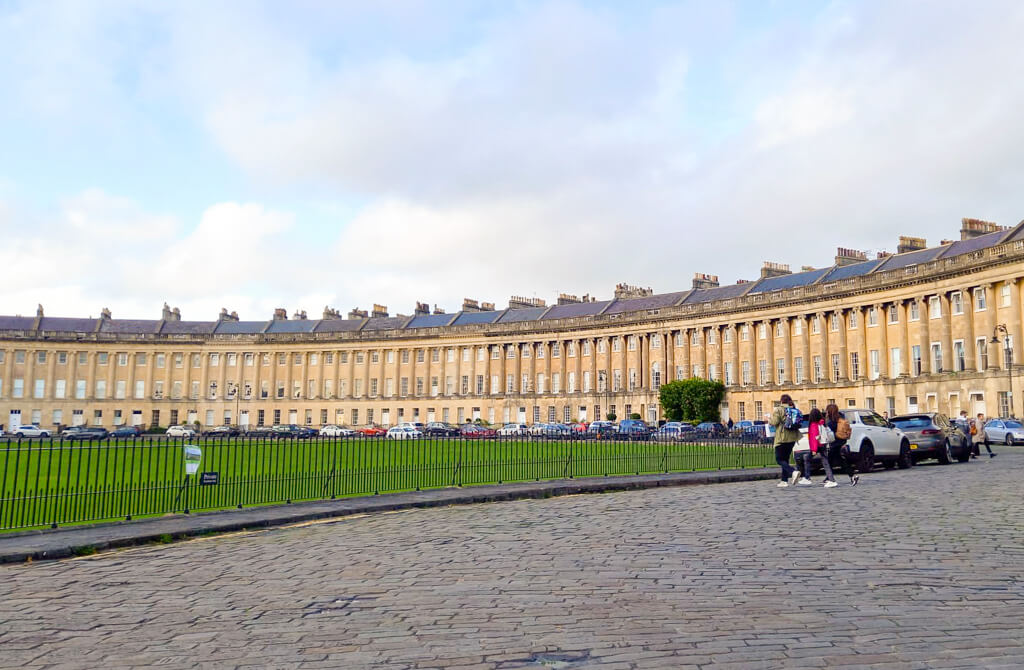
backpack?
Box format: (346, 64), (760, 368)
(836, 417), (852, 440)
(818, 422), (836, 445)
(969, 420), (978, 436)
(783, 406), (803, 430)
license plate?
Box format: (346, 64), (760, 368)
(910, 444), (918, 449)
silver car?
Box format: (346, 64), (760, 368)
(981, 418), (1024, 446)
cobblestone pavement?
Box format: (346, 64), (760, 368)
(2, 454), (1023, 669)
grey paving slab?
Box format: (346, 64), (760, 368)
(1, 455), (1022, 669)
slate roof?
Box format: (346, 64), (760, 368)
(0, 316), (36, 331)
(540, 300), (611, 320)
(497, 307), (547, 323)
(100, 319), (162, 334)
(361, 316), (408, 331)
(451, 311), (503, 325)
(604, 292), (688, 314)
(406, 313), (457, 328)
(940, 230), (1008, 258)
(214, 321), (269, 335)
(819, 258), (884, 283)
(875, 245), (949, 272)
(749, 268), (831, 294)
(314, 318), (366, 333)
(160, 321), (217, 335)
(682, 283), (752, 304)
(265, 319), (318, 334)
(38, 317), (99, 332)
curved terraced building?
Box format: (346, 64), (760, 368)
(1, 218), (1022, 432)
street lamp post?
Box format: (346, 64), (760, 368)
(991, 324), (1014, 417)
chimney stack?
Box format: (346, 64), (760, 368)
(462, 298), (482, 312)
(348, 308), (368, 320)
(557, 293), (581, 305)
(273, 308), (288, 320)
(508, 296), (546, 310)
(897, 236), (927, 254)
(371, 304), (388, 318)
(961, 217), (1007, 240)
(614, 283), (653, 299)
(414, 301), (430, 316)
(171, 307), (180, 321)
(432, 305), (446, 315)
(760, 262), (791, 279)
(218, 308), (239, 322)
(692, 273), (720, 290)
(481, 301), (495, 311)
(292, 309), (308, 320)
(835, 248), (867, 267)
(100, 307), (112, 320)
(323, 306), (340, 319)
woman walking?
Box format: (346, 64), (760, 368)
(807, 408), (837, 488)
(825, 403), (858, 486)
(770, 394), (802, 488)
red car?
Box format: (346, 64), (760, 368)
(459, 424), (497, 438)
(358, 425), (386, 437)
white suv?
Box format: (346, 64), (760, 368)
(796, 409), (911, 471)
(10, 424), (51, 438)
(166, 425), (197, 438)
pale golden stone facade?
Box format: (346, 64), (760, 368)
(2, 220), (1023, 431)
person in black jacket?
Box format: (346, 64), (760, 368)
(825, 403), (858, 486)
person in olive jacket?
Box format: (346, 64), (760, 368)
(770, 394), (802, 488)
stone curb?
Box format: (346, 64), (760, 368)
(0, 468), (777, 564)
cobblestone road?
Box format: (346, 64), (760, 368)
(2, 454), (1023, 669)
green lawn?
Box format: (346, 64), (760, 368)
(0, 437), (775, 532)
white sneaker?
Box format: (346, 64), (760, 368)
(789, 471), (801, 486)
(823, 480), (838, 488)
(797, 478), (813, 486)
(777, 481), (789, 488)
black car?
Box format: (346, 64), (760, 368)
(62, 426), (110, 441)
(204, 425), (241, 437)
(424, 422), (460, 437)
(889, 413), (971, 464)
(695, 422), (729, 439)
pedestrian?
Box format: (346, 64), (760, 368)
(792, 408), (818, 486)
(808, 407), (839, 488)
(770, 394), (802, 488)
(727, 417), (734, 430)
(825, 403), (858, 486)
(975, 412), (996, 458)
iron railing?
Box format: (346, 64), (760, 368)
(0, 432), (775, 532)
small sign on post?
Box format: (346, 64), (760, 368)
(184, 445), (202, 475)
(199, 472), (220, 486)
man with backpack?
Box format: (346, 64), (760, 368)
(770, 394), (803, 488)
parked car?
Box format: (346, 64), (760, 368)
(459, 424), (497, 438)
(320, 424), (356, 438)
(273, 424), (316, 438)
(544, 423), (572, 439)
(797, 409), (911, 471)
(165, 425), (198, 438)
(386, 426), (423, 440)
(889, 413), (971, 464)
(497, 423), (528, 436)
(586, 420), (616, 435)
(204, 425), (241, 437)
(358, 425), (387, 437)
(110, 426), (143, 438)
(396, 422), (426, 433)
(528, 423), (550, 437)
(423, 422), (460, 437)
(981, 418), (1024, 446)
(653, 426), (688, 441)
(695, 422), (728, 438)
(739, 423), (774, 444)
(62, 425), (110, 440)
(617, 419), (652, 441)
(9, 424), (51, 438)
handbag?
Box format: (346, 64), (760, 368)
(818, 423), (836, 445)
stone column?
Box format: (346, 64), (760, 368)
(875, 304), (888, 378)
(764, 320), (775, 385)
(45, 349), (57, 401)
(145, 350), (156, 401)
(779, 317), (792, 384)
(802, 316), (813, 383)
(918, 297), (932, 374)
(940, 293), (955, 373)
(699, 328), (708, 380)
(592, 337), (600, 392)
(835, 310), (849, 381)
(679, 329), (691, 380)
(963, 289), (976, 371)
(899, 301), (911, 377)
(714, 327), (724, 384)
(1008, 277), (1022, 366)
(576, 338), (584, 394)
(983, 284), (997, 369)
(68, 349), (79, 402)
(731, 325), (741, 386)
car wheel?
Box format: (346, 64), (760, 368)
(41, 432), (50, 438)
(897, 441), (914, 469)
(1006, 435), (1015, 446)
(937, 440), (952, 465)
(957, 445), (972, 462)
(858, 442), (874, 473)
(15, 432), (23, 438)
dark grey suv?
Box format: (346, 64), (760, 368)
(888, 413), (971, 464)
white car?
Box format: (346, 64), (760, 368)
(386, 426), (422, 440)
(497, 423), (528, 436)
(795, 409), (911, 471)
(320, 424), (355, 438)
(981, 418), (1024, 446)
(166, 425), (197, 438)
(10, 424), (51, 438)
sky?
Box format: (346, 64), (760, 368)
(2, 0), (1023, 321)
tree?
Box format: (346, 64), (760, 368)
(629, 412), (642, 420)
(659, 378), (726, 423)
(606, 412), (617, 421)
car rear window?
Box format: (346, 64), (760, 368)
(891, 417), (932, 429)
